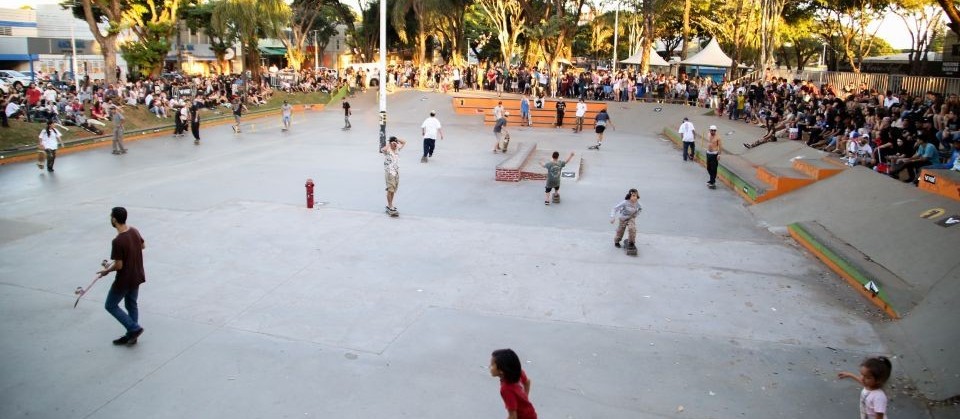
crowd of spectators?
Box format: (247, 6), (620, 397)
(1, 67), (345, 138)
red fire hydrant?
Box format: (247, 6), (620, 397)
(305, 178), (315, 209)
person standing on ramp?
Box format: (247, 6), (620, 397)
(705, 125), (721, 188)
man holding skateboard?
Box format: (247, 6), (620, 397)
(382, 136), (406, 216)
(96, 207), (146, 345)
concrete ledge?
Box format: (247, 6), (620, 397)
(788, 221), (916, 319)
(918, 168), (960, 201)
(495, 142), (536, 182)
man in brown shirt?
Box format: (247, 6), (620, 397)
(97, 207), (146, 345)
(706, 125), (721, 187)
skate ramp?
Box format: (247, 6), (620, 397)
(751, 167), (960, 399)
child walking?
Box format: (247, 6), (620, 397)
(490, 349), (537, 419)
(610, 189), (642, 249)
(838, 356), (892, 419)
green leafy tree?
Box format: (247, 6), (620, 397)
(212, 0), (290, 82)
(181, 0), (234, 74)
(812, 0), (891, 74)
(465, 5), (503, 64)
(62, 0), (125, 84)
(475, 0), (526, 65)
(891, 0), (944, 74)
(121, 0), (183, 78)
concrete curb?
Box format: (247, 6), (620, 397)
(787, 222), (900, 319)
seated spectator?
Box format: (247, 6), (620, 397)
(847, 134), (874, 167)
(923, 140), (959, 170)
(889, 134), (940, 183)
(91, 101), (108, 121)
(5, 97), (23, 120)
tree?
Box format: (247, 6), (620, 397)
(181, 0), (234, 74)
(433, 0), (472, 65)
(935, 0), (960, 34)
(63, 0), (125, 84)
(813, 0), (891, 74)
(892, 0), (944, 74)
(121, 0), (183, 78)
(475, 0), (526, 66)
(212, 0), (290, 82)
(280, 0), (347, 71)
(699, 0), (762, 74)
(780, 2), (823, 70)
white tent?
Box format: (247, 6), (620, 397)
(678, 39), (735, 68)
(620, 47), (670, 67)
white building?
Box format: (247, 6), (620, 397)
(0, 5), (126, 82)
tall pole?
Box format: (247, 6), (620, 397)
(313, 30), (319, 70)
(70, 25), (79, 91)
(378, 0), (387, 150)
(612, 2), (620, 72)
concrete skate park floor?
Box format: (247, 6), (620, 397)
(0, 91), (947, 418)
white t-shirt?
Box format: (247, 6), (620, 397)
(493, 105), (504, 120)
(39, 127), (61, 150)
(679, 121), (696, 142)
(5, 101), (20, 117)
(421, 117), (442, 139)
(883, 96), (899, 109)
(576, 102), (587, 117)
(860, 388), (888, 419)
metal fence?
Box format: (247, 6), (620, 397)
(760, 69), (960, 97)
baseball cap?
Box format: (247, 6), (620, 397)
(709, 125), (717, 130)
(430, 110), (436, 116)
(850, 131), (861, 138)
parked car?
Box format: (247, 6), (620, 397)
(0, 70), (34, 92)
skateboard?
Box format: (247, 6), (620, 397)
(708, 183), (717, 189)
(385, 207), (399, 217)
(552, 193), (560, 203)
(500, 134), (510, 153)
(74, 260), (112, 308)
(625, 241), (638, 256)
(587, 144), (599, 150)
(342, 126), (351, 131)
(36, 147), (45, 170)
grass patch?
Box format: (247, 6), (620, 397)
(0, 92), (330, 152)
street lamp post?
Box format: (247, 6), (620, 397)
(313, 30), (319, 70)
(612, 1), (620, 72)
(378, 0), (387, 151)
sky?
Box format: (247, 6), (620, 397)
(0, 0), (923, 51)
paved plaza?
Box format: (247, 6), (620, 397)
(0, 90), (949, 418)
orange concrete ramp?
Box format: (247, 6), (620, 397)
(918, 168), (960, 202)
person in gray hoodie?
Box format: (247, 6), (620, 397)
(609, 188), (642, 249)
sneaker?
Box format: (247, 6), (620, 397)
(614, 241), (622, 248)
(126, 327), (144, 345)
(544, 201), (550, 205)
(421, 156), (428, 163)
(112, 335), (130, 345)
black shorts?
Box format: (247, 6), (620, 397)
(595, 125), (606, 134)
(545, 186), (559, 193)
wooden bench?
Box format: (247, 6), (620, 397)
(495, 142), (536, 182)
(918, 168), (960, 201)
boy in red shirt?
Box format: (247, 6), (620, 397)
(490, 349), (537, 419)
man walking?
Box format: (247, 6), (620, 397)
(573, 98), (587, 132)
(342, 97), (352, 129)
(96, 207), (146, 346)
(705, 125), (721, 187)
(190, 97), (202, 145)
(420, 110), (444, 163)
(381, 136), (406, 215)
(281, 100), (293, 131)
(111, 104), (127, 155)
(679, 117), (696, 161)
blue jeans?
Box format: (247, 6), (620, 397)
(105, 287), (140, 334)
